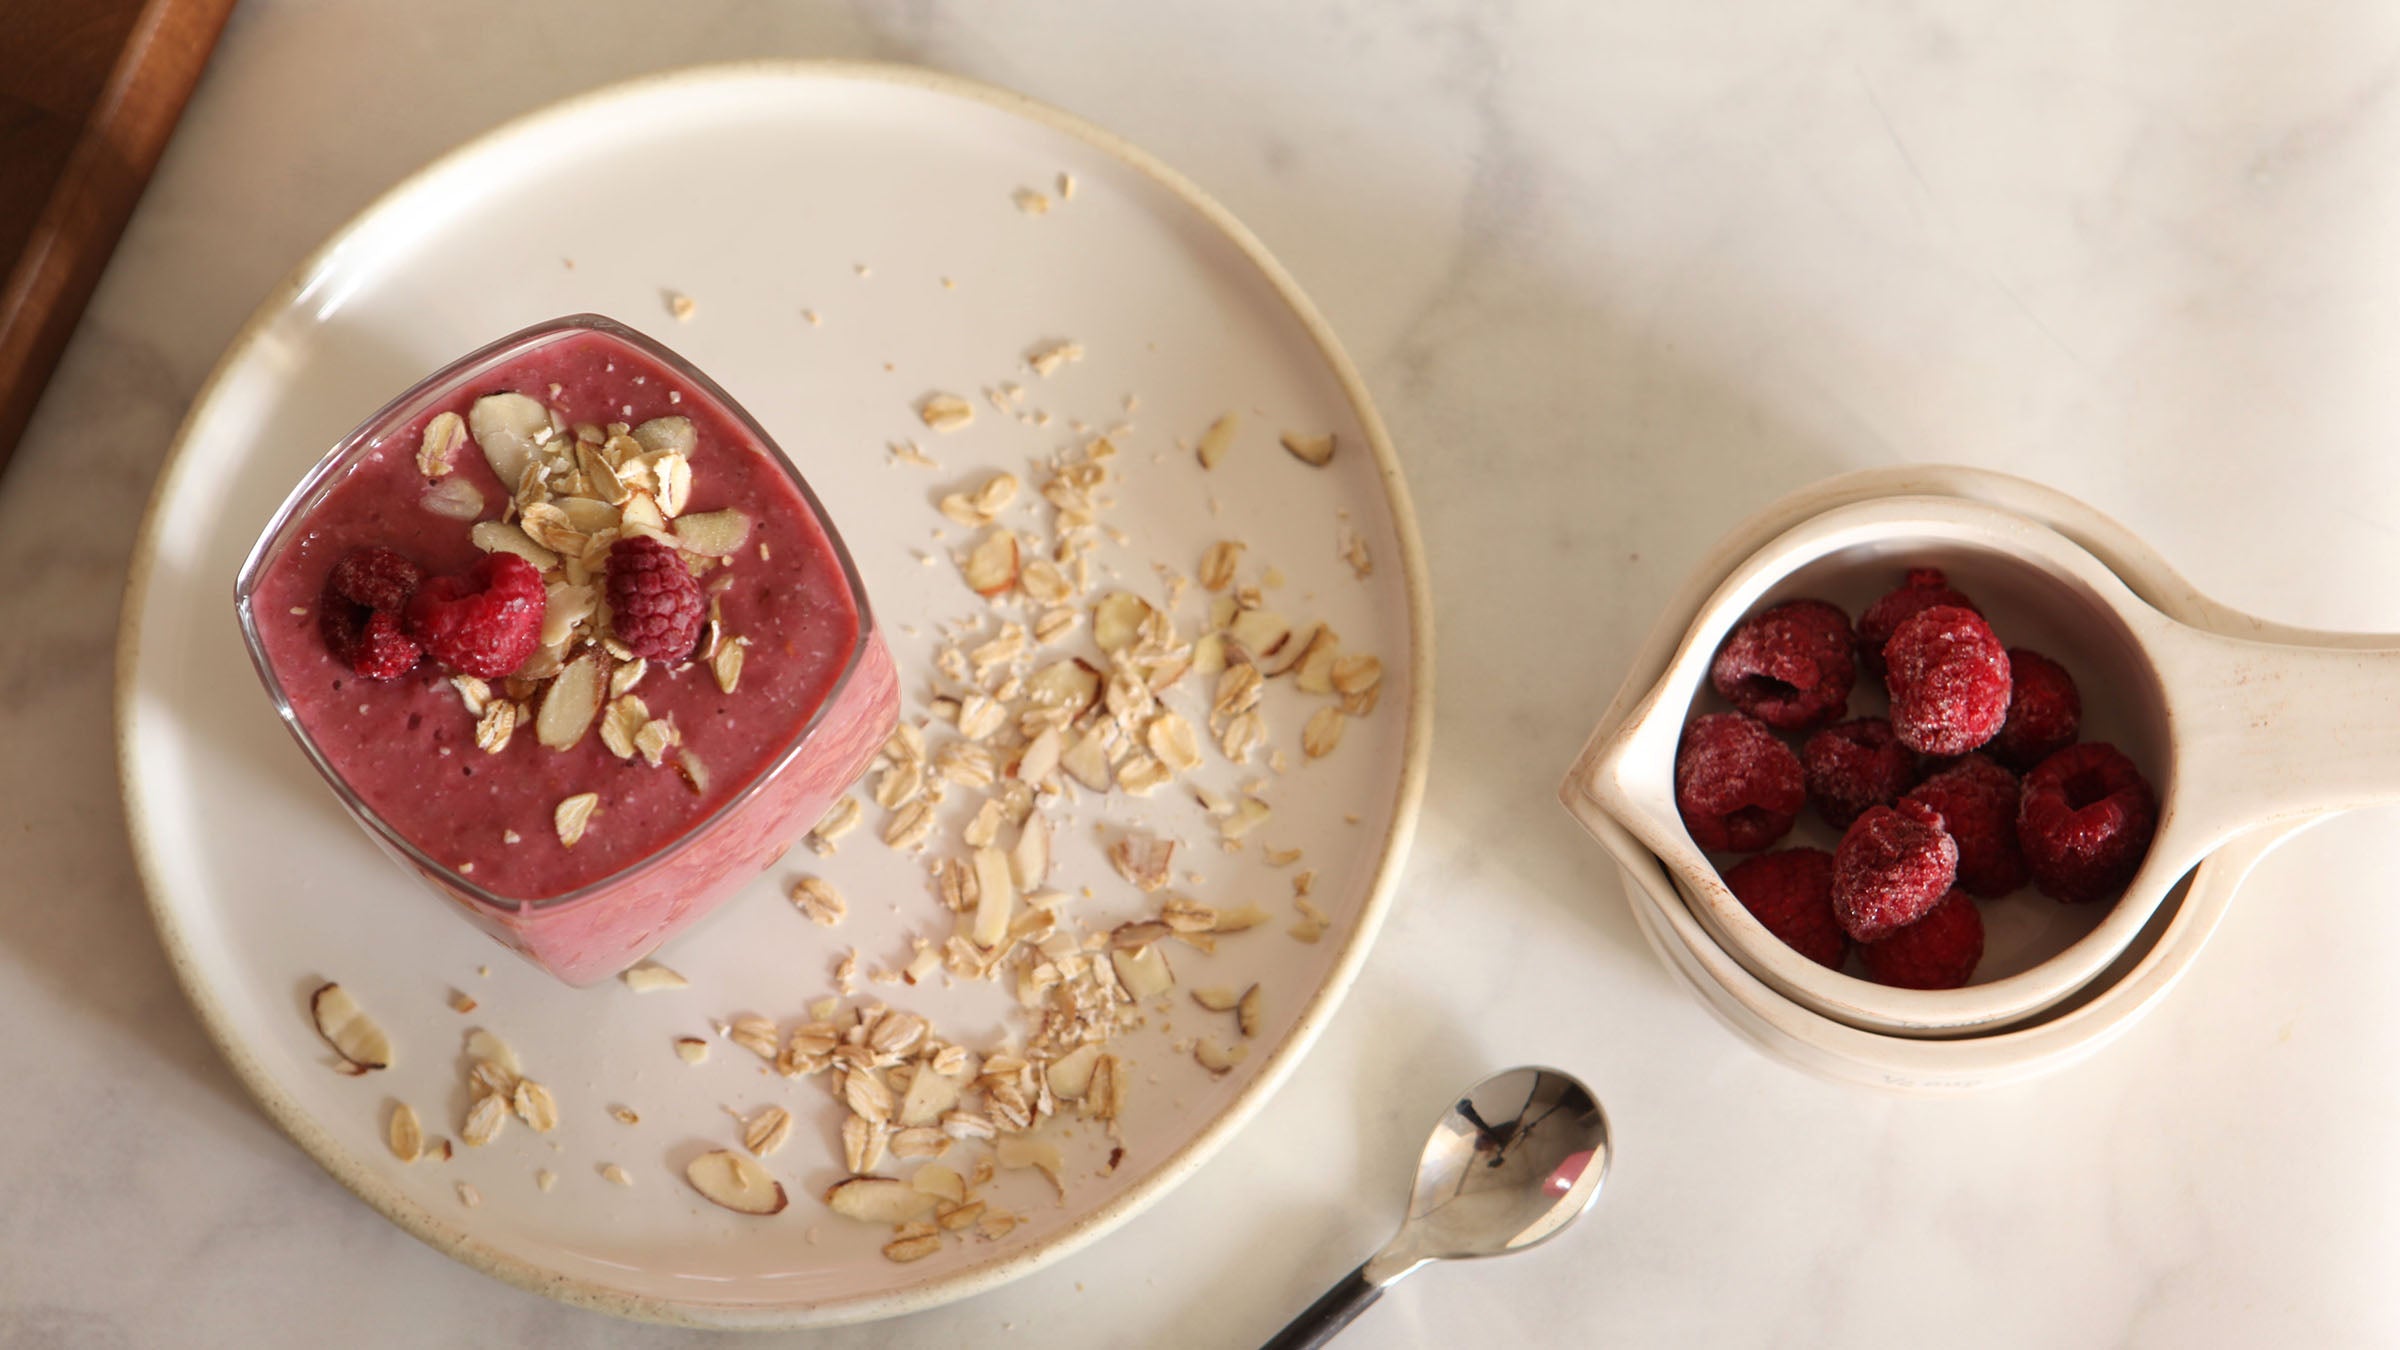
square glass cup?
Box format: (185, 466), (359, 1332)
(234, 315), (898, 985)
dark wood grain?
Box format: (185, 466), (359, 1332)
(0, 0), (236, 478)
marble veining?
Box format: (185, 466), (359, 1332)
(8, 1), (2400, 1346)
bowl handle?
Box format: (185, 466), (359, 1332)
(2148, 620), (2400, 849)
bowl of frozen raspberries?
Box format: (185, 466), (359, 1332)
(1561, 466), (2388, 1091)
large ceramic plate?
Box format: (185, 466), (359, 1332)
(117, 62), (1428, 1328)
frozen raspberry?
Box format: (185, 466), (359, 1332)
(1859, 888), (1984, 990)
(1904, 755), (2026, 898)
(318, 547), (425, 679)
(1858, 567), (1979, 677)
(320, 605), (423, 680)
(1723, 848), (1847, 969)
(1991, 647), (2081, 771)
(1802, 717), (1918, 829)
(1674, 712), (1805, 854)
(404, 552), (547, 679)
(1832, 799), (1958, 942)
(1884, 605), (2011, 756)
(325, 547), (424, 613)
(1709, 599), (1857, 731)
(605, 536), (707, 661)
(2017, 742), (2158, 904)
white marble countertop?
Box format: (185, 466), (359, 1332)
(10, 2), (2400, 1345)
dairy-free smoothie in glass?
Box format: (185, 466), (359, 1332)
(236, 316), (898, 984)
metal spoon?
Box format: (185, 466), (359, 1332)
(1261, 1066), (1611, 1349)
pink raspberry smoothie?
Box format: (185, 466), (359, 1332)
(238, 316), (898, 984)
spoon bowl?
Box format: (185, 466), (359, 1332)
(1584, 493), (2400, 1035)
(1263, 1067), (1609, 1349)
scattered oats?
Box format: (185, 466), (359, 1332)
(884, 800), (935, 850)
(387, 1103), (424, 1163)
(812, 796), (864, 850)
(457, 1182), (482, 1208)
(919, 392), (976, 432)
(729, 1015), (781, 1060)
(611, 1106), (640, 1125)
(602, 1163), (634, 1187)
(1339, 527), (1373, 578)
(1195, 413), (1239, 470)
(890, 439), (940, 468)
(1013, 188), (1052, 215)
(744, 1105), (795, 1157)
(792, 876), (847, 926)
(462, 1091), (509, 1147)
(536, 1169), (558, 1192)
(1199, 540), (1244, 592)
(554, 792), (599, 846)
(1058, 171), (1077, 200)
(1109, 833), (1176, 893)
(1302, 706), (1346, 760)
(620, 961), (688, 993)
(1280, 431), (1336, 467)
(667, 291), (697, 322)
(803, 308), (822, 326)
(417, 411), (466, 478)
(513, 1080), (560, 1133)
(1027, 340), (1084, 376)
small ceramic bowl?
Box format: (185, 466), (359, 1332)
(1561, 466), (2360, 1088)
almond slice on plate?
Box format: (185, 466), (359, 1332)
(1195, 412), (1239, 469)
(825, 1175), (938, 1224)
(310, 983), (391, 1072)
(686, 1150), (789, 1215)
(962, 529), (1020, 598)
(1280, 430), (1336, 466)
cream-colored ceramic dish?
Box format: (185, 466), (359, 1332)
(1585, 493), (2400, 1036)
(1561, 466), (2339, 1090)
(116, 62), (1430, 1327)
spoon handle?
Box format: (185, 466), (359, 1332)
(1260, 1263), (1382, 1350)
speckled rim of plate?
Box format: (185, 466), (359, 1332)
(112, 60), (1433, 1329)
(1562, 465), (2337, 1092)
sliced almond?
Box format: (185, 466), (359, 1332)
(535, 652), (605, 751)
(387, 1103), (424, 1162)
(897, 1064), (964, 1128)
(994, 1135), (1067, 1196)
(1026, 339), (1084, 375)
(912, 1163), (968, 1204)
(713, 636), (748, 694)
(469, 392), (548, 487)
(961, 530), (1020, 598)
(1195, 412), (1239, 469)
(1191, 986), (1240, 1013)
(1060, 733), (1112, 791)
(1279, 430), (1336, 467)
(1331, 653), (1384, 696)
(554, 792), (599, 847)
(1291, 626), (1343, 693)
(1237, 984), (1264, 1038)
(420, 477), (484, 520)
(620, 962), (687, 993)
(1024, 659), (1103, 719)
(1194, 1037), (1242, 1075)
(918, 392), (975, 432)
(825, 1176), (938, 1225)
(469, 519), (559, 571)
(673, 508), (753, 557)
(653, 453), (693, 516)
(883, 1234), (944, 1263)
(1009, 815), (1051, 890)
(630, 416), (696, 457)
(969, 847), (1016, 950)
(1109, 943), (1174, 1001)
(1091, 593), (1154, 654)
(1047, 1044), (1101, 1100)
(1225, 608), (1292, 665)
(686, 1150), (789, 1215)
(465, 1028), (521, 1078)
(675, 1037), (711, 1065)
(1108, 833), (1174, 893)
(309, 983), (391, 1072)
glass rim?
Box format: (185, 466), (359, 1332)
(232, 312), (879, 917)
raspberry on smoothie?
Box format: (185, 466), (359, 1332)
(237, 316), (899, 984)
